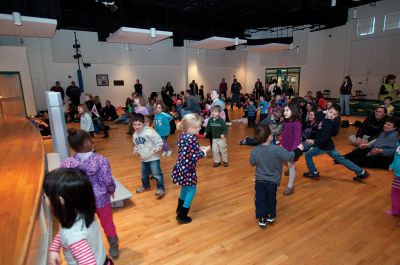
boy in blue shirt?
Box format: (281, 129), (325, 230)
(246, 99), (257, 128)
(258, 96), (269, 123)
(303, 104), (369, 181)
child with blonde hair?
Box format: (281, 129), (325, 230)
(172, 114), (210, 224)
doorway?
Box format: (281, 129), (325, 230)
(265, 67), (301, 96)
(0, 72), (27, 118)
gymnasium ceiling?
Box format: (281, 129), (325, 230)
(0, 0), (379, 43)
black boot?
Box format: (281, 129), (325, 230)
(176, 207), (192, 224)
(103, 129), (109, 139)
(176, 198), (184, 214)
(107, 236), (119, 258)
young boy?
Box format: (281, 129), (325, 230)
(258, 96), (269, 123)
(250, 125), (303, 228)
(132, 113), (165, 198)
(205, 105), (229, 167)
(384, 96), (394, 115)
(303, 104), (369, 181)
(246, 99), (257, 128)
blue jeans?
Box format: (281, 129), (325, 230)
(339, 94), (351, 115)
(305, 147), (363, 175)
(255, 181), (277, 219)
(180, 186), (197, 208)
(141, 160), (165, 191)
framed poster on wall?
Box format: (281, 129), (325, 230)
(96, 74), (109, 86)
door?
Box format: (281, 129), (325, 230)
(0, 72), (26, 118)
(265, 67), (301, 96)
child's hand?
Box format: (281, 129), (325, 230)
(48, 251), (61, 265)
(359, 143), (369, 149)
(133, 148), (138, 156)
(305, 139), (314, 145)
(297, 143), (304, 151)
(201, 146), (211, 154)
(153, 148), (161, 154)
(109, 192), (115, 199)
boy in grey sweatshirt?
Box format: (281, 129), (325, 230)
(250, 125), (303, 228)
(132, 114), (165, 198)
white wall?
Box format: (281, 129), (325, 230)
(0, 46), (36, 115)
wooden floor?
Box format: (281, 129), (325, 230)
(44, 110), (400, 265)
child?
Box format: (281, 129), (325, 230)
(176, 98), (183, 120)
(61, 129), (119, 258)
(258, 96), (269, 123)
(172, 113), (210, 224)
(246, 99), (257, 128)
(132, 113), (165, 198)
(281, 102), (302, 196)
(303, 104), (369, 181)
(250, 125), (303, 228)
(46, 168), (114, 265)
(384, 96), (394, 115)
(388, 141), (400, 216)
(78, 104), (95, 137)
(205, 105), (228, 167)
(154, 103), (173, 156)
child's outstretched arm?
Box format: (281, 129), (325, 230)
(99, 158), (116, 194)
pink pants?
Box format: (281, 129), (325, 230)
(96, 204), (117, 237)
(391, 177), (400, 216)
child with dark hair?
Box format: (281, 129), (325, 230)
(205, 105), (228, 167)
(281, 102), (302, 195)
(303, 104), (369, 182)
(132, 113), (165, 198)
(154, 103), (173, 156)
(246, 99), (257, 128)
(250, 125), (303, 228)
(46, 168), (114, 265)
(61, 129), (119, 258)
(384, 96), (394, 115)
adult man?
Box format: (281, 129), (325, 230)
(255, 78), (264, 99)
(50, 81), (65, 102)
(189, 80), (199, 95)
(230, 78), (242, 110)
(66, 81), (81, 121)
(134, 79), (143, 96)
(219, 78), (228, 98)
(348, 106), (388, 146)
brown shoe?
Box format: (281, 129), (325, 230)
(283, 187), (294, 196)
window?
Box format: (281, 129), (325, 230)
(357, 17), (375, 36)
(384, 11), (400, 31)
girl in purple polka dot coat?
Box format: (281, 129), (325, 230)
(172, 113), (210, 224)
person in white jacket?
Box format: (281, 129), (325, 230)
(78, 104), (94, 137)
(132, 113), (165, 199)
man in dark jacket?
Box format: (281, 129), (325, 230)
(230, 78), (242, 110)
(134, 79), (143, 96)
(66, 81), (81, 120)
(255, 78), (264, 99)
(348, 106), (388, 146)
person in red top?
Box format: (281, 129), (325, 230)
(316, 91), (327, 111)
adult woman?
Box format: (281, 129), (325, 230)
(379, 74), (398, 102)
(339, 76), (352, 116)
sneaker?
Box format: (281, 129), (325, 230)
(303, 172), (320, 180)
(266, 217), (276, 223)
(155, 189), (165, 199)
(226, 122), (232, 127)
(161, 151), (167, 156)
(136, 186), (151, 193)
(353, 170), (369, 182)
(258, 218), (267, 228)
(239, 139), (246, 145)
(213, 163), (221, 167)
(223, 162), (229, 167)
(166, 150), (173, 156)
(282, 187), (294, 196)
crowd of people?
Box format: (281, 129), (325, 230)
(43, 76), (400, 265)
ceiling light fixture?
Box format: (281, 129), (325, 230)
(331, 0), (336, 7)
(150, 28), (156, 38)
(234, 37), (239, 46)
(12, 12), (22, 26)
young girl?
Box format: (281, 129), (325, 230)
(154, 103), (173, 156)
(388, 141), (400, 216)
(61, 128), (119, 258)
(78, 104), (95, 137)
(281, 102), (302, 196)
(172, 114), (210, 224)
(46, 168), (113, 265)
(134, 96), (149, 116)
